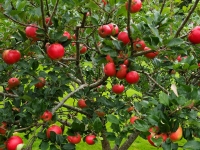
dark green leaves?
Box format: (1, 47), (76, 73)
(183, 140), (200, 149)
(107, 114), (119, 124)
(159, 92), (169, 106)
(167, 38), (184, 47)
(93, 117), (103, 132)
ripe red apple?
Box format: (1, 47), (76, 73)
(188, 26), (200, 44)
(35, 77), (46, 88)
(8, 77), (20, 88)
(67, 133), (81, 144)
(6, 136), (23, 150)
(127, 106), (134, 112)
(63, 31), (71, 39)
(125, 71), (140, 84)
(80, 45), (87, 54)
(147, 133), (168, 147)
(45, 17), (53, 26)
(2, 50), (21, 65)
(123, 59), (129, 66)
(25, 24), (39, 41)
(130, 116), (139, 124)
(125, 0), (142, 13)
(118, 31), (130, 45)
(112, 84), (125, 94)
(106, 55), (114, 62)
(46, 125), (62, 138)
(102, 0), (107, 6)
(133, 39), (146, 51)
(108, 23), (119, 36)
(104, 62), (116, 76)
(85, 135), (96, 145)
(176, 55), (182, 62)
(144, 47), (159, 59)
(41, 110), (52, 122)
(47, 43), (65, 60)
(116, 64), (128, 79)
(77, 99), (87, 108)
(0, 122), (7, 135)
(98, 25), (112, 38)
(169, 126), (182, 142)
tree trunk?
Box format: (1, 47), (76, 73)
(101, 129), (111, 150)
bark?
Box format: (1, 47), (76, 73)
(101, 129), (111, 150)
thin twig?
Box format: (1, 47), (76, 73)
(174, 0), (200, 38)
(0, 92), (18, 98)
(160, 0), (167, 14)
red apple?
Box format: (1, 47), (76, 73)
(148, 126), (159, 134)
(118, 31), (130, 45)
(8, 77), (20, 88)
(46, 125), (62, 138)
(130, 116), (139, 124)
(144, 47), (159, 59)
(63, 31), (71, 39)
(125, 71), (140, 84)
(127, 106), (134, 112)
(112, 84), (125, 94)
(2, 50), (21, 65)
(133, 39), (146, 51)
(125, 0), (142, 13)
(106, 55), (114, 62)
(104, 62), (116, 76)
(169, 126), (182, 142)
(25, 24), (39, 41)
(85, 135), (96, 145)
(95, 110), (105, 117)
(176, 55), (182, 62)
(67, 133), (81, 144)
(0, 122), (7, 135)
(102, 0), (107, 6)
(147, 133), (168, 147)
(45, 17), (53, 26)
(188, 26), (200, 44)
(47, 43), (65, 60)
(116, 64), (128, 79)
(80, 45), (87, 54)
(98, 25), (112, 38)
(35, 77), (46, 88)
(6, 136), (23, 150)
(41, 110), (52, 122)
(123, 59), (129, 66)
(108, 23), (119, 36)
(77, 99), (87, 108)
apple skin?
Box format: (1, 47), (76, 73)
(45, 17), (53, 26)
(41, 110), (52, 122)
(6, 136), (23, 150)
(112, 84), (125, 94)
(77, 99), (87, 108)
(85, 135), (96, 145)
(169, 126), (183, 142)
(125, 0), (142, 13)
(125, 71), (140, 84)
(116, 64), (128, 79)
(25, 24), (39, 41)
(106, 55), (114, 62)
(176, 55), (182, 62)
(98, 25), (112, 38)
(95, 110), (105, 117)
(148, 126), (159, 133)
(2, 50), (21, 65)
(47, 43), (65, 60)
(133, 39), (146, 51)
(118, 31), (130, 45)
(0, 122), (7, 135)
(130, 116), (139, 124)
(8, 77), (20, 88)
(108, 23), (119, 36)
(80, 45), (87, 54)
(67, 133), (82, 144)
(127, 106), (134, 112)
(35, 77), (45, 88)
(144, 47), (159, 59)
(46, 125), (62, 138)
(104, 62), (116, 76)
(147, 133), (168, 147)
(188, 26), (200, 44)
(123, 59), (129, 66)
(63, 31), (71, 39)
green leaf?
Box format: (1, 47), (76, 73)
(112, 40), (124, 50)
(93, 117), (103, 132)
(134, 120), (149, 132)
(39, 141), (49, 150)
(159, 92), (169, 106)
(107, 114), (119, 124)
(62, 143), (75, 150)
(183, 140), (200, 149)
(167, 38), (184, 47)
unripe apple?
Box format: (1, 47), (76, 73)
(169, 126), (183, 142)
(2, 50), (21, 65)
(47, 43), (65, 60)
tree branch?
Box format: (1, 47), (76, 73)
(47, 0), (59, 27)
(174, 0), (200, 37)
(0, 92), (18, 98)
(160, 0), (167, 14)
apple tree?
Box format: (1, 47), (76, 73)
(0, 0), (200, 150)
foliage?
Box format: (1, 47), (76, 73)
(0, 0), (200, 150)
